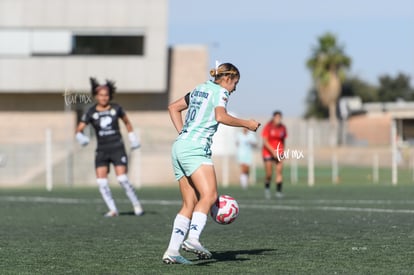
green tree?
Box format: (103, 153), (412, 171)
(377, 73), (413, 102)
(342, 76), (378, 103)
(304, 87), (329, 119)
(306, 33), (351, 124)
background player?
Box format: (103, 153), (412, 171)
(236, 128), (257, 189)
(163, 63), (260, 264)
(262, 111), (287, 199)
(75, 78), (144, 217)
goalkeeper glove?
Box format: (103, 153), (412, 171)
(128, 132), (141, 149)
(76, 132), (90, 146)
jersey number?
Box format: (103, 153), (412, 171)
(185, 106), (197, 124)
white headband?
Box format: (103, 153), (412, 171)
(215, 60), (221, 75)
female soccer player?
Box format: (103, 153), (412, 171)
(262, 111), (287, 199)
(162, 63), (261, 264)
(75, 78), (144, 217)
(236, 128), (257, 189)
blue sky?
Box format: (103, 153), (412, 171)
(168, 0), (414, 117)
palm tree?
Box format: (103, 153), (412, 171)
(307, 33), (351, 125)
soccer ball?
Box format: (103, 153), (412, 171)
(210, 195), (239, 225)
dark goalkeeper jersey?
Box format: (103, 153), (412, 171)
(81, 103), (125, 150)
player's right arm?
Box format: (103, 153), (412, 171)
(262, 124), (277, 158)
(75, 117), (90, 146)
(168, 93), (190, 133)
(263, 137), (277, 158)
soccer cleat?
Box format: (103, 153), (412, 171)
(182, 239), (212, 260)
(162, 252), (192, 265)
(104, 210), (119, 217)
(275, 192), (284, 199)
(134, 204), (145, 216)
(265, 189), (271, 199)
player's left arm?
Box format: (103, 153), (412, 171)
(214, 91), (260, 131)
(121, 113), (140, 149)
(281, 125), (287, 145)
(215, 107), (260, 131)
(121, 114), (134, 133)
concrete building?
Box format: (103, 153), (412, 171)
(0, 0), (220, 187)
(345, 100), (414, 146)
(0, 0), (169, 111)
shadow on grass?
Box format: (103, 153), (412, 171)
(99, 211), (158, 216)
(119, 211), (137, 216)
(118, 211), (158, 216)
(194, 248), (276, 265)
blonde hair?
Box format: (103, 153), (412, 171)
(209, 63), (240, 81)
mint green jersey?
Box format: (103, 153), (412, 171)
(178, 80), (229, 155)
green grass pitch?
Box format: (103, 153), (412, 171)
(1, 180), (414, 274)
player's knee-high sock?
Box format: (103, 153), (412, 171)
(97, 178), (117, 212)
(167, 214), (190, 255)
(240, 173), (248, 189)
(264, 180), (271, 198)
(117, 174), (141, 207)
(187, 211), (207, 241)
(277, 181), (283, 192)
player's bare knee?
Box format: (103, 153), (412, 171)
(183, 198), (196, 209)
(199, 192), (217, 208)
(202, 191), (217, 207)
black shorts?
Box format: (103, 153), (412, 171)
(95, 146), (128, 170)
(263, 156), (282, 163)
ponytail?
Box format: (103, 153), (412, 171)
(90, 77), (116, 100)
(210, 63), (240, 81)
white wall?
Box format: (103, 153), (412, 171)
(0, 0), (168, 93)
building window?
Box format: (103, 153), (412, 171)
(0, 30), (145, 57)
(72, 35), (144, 56)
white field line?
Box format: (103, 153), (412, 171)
(1, 196), (414, 214)
(244, 204), (414, 214)
(0, 196), (181, 205)
(0, 196), (91, 204)
(246, 199), (414, 205)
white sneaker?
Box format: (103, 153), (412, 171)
(265, 189), (271, 199)
(182, 239), (212, 259)
(104, 210), (119, 217)
(162, 251), (192, 265)
(134, 204), (144, 216)
(275, 192), (284, 199)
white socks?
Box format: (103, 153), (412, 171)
(240, 173), (249, 189)
(188, 212), (207, 241)
(97, 178), (118, 212)
(117, 174), (141, 207)
(167, 214), (190, 255)
(97, 175), (142, 213)
(166, 212), (208, 255)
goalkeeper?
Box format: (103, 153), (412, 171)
(75, 78), (144, 217)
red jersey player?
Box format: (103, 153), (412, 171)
(261, 111), (287, 199)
